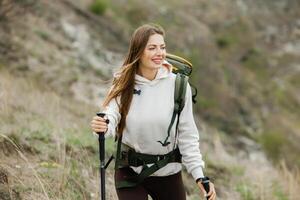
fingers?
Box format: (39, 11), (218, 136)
(91, 124), (108, 133)
(93, 116), (107, 122)
(91, 116), (108, 133)
(207, 182), (216, 200)
(208, 191), (216, 200)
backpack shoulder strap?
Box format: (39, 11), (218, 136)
(174, 73), (189, 112)
(114, 135), (123, 169)
(157, 73), (189, 147)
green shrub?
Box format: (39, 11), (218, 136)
(289, 74), (300, 87)
(241, 48), (269, 80)
(259, 132), (286, 162)
(216, 35), (237, 49)
(274, 87), (299, 112)
(236, 183), (255, 200)
(272, 181), (288, 200)
(34, 29), (50, 41)
(89, 0), (108, 15)
(65, 127), (97, 151)
(215, 17), (252, 50)
(197, 96), (218, 110)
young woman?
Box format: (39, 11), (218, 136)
(91, 23), (216, 200)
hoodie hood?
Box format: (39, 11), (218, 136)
(135, 60), (173, 86)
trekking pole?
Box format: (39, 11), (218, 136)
(96, 112), (109, 200)
(201, 177), (210, 200)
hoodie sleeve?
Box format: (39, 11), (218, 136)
(102, 97), (121, 138)
(177, 83), (205, 180)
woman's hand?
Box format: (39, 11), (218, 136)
(197, 181), (216, 200)
(90, 115), (108, 134)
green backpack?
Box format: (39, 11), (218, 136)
(167, 53), (197, 104)
(112, 54), (197, 188)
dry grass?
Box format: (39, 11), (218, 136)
(0, 133), (49, 199)
(196, 126), (300, 200)
(0, 69), (117, 199)
(278, 161), (300, 200)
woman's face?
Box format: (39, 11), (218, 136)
(139, 33), (166, 70)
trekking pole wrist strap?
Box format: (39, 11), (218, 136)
(196, 176), (210, 184)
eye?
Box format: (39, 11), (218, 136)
(161, 46), (166, 50)
(149, 47), (155, 50)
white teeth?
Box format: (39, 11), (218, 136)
(152, 60), (161, 63)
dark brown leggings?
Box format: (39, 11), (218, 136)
(115, 167), (186, 200)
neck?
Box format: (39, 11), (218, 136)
(137, 66), (158, 81)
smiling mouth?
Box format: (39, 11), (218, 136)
(152, 59), (162, 64)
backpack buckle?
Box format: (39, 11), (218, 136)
(121, 151), (127, 160)
(127, 149), (139, 167)
(157, 155), (166, 161)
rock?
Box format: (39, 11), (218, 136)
(282, 41), (300, 55)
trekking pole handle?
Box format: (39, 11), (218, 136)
(197, 176), (210, 200)
(96, 112), (109, 160)
(96, 112), (110, 134)
(96, 113), (109, 141)
(203, 180), (210, 200)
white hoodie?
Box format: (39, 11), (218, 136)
(102, 62), (205, 180)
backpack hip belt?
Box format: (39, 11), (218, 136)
(118, 143), (182, 168)
(115, 141), (182, 189)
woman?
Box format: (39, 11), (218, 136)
(91, 23), (216, 200)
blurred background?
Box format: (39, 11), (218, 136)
(0, 0), (299, 199)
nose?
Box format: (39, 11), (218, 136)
(156, 48), (165, 57)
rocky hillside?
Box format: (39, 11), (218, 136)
(0, 0), (299, 199)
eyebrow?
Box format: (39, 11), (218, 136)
(147, 44), (166, 47)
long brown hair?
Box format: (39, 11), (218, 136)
(102, 23), (165, 137)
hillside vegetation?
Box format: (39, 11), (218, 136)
(0, 0), (300, 199)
